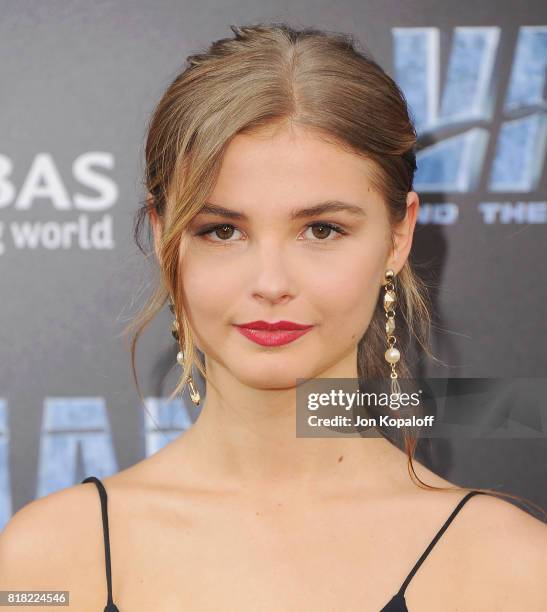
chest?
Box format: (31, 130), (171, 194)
(105, 499), (482, 611)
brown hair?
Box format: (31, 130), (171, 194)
(123, 22), (546, 521)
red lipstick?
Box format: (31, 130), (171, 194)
(234, 320), (314, 347)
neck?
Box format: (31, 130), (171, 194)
(176, 353), (409, 498)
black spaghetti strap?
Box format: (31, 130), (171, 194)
(395, 490), (486, 597)
(81, 476), (120, 612)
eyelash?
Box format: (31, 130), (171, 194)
(194, 222), (348, 244)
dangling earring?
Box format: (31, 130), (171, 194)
(168, 297), (201, 406)
(383, 269), (402, 398)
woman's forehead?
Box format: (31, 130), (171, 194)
(209, 134), (377, 209)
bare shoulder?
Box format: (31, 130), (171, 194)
(0, 480), (111, 609)
(459, 491), (547, 611)
(464, 491), (547, 550)
(400, 458), (547, 609)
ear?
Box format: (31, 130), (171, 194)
(147, 192), (163, 265)
(386, 190), (419, 274)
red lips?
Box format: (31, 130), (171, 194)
(235, 320), (313, 331)
(234, 320), (315, 347)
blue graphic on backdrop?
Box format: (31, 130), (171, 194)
(36, 398), (120, 498)
(393, 26), (547, 225)
(0, 396), (199, 530)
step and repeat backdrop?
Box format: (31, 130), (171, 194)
(1, 1), (546, 528)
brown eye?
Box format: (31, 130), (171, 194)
(310, 224), (333, 239)
(303, 222), (347, 241)
(213, 224), (235, 240)
(195, 223), (242, 242)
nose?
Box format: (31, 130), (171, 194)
(249, 239), (295, 304)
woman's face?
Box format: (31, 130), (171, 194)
(172, 124), (416, 389)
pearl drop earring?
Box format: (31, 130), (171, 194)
(168, 297), (201, 406)
(383, 269), (402, 399)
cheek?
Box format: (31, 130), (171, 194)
(180, 259), (238, 356)
(313, 245), (383, 322)
(180, 254), (239, 323)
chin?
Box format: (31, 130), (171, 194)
(235, 363), (314, 389)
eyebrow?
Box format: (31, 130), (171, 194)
(197, 200), (367, 221)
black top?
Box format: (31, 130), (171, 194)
(81, 475), (485, 611)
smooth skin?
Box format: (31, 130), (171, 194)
(1, 123), (546, 611)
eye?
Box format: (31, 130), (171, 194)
(194, 221), (348, 243)
(301, 222), (347, 241)
(194, 223), (243, 242)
